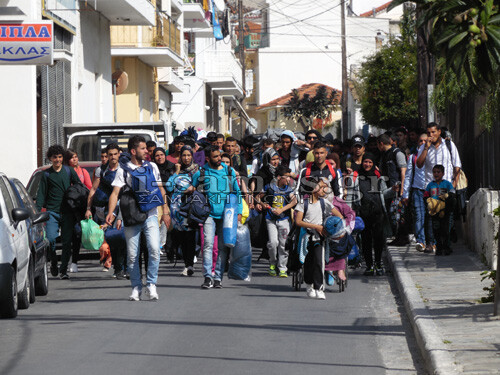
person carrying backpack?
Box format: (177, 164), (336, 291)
(36, 144), (82, 279)
(167, 145), (200, 276)
(192, 145), (243, 289)
(256, 165), (297, 278)
(85, 143), (127, 278)
(295, 177), (343, 300)
(106, 136), (171, 301)
(354, 153), (396, 276)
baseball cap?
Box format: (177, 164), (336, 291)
(352, 135), (365, 147)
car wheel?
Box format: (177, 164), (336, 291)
(28, 257), (36, 304)
(35, 257), (49, 296)
(0, 266), (18, 319)
(18, 268), (30, 310)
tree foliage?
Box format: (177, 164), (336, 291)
(281, 85), (339, 131)
(389, 0), (500, 87)
(356, 22), (418, 130)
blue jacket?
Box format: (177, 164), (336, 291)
(192, 164), (243, 219)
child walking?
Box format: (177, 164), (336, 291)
(295, 177), (343, 300)
(425, 164), (456, 256)
(257, 165), (297, 277)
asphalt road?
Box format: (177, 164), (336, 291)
(0, 252), (425, 375)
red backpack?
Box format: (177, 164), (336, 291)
(305, 161), (336, 180)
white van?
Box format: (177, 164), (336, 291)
(64, 122), (167, 162)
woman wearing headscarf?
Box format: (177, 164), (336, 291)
(152, 147), (176, 185)
(152, 147), (176, 259)
(166, 145), (200, 276)
(352, 152), (394, 276)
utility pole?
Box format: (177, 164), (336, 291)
(238, 0), (246, 137)
(341, 0), (349, 140)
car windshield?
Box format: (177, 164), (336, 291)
(71, 133), (153, 161)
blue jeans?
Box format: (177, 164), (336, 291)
(203, 216), (228, 281)
(45, 211), (61, 259)
(124, 216), (160, 290)
(412, 189), (426, 244)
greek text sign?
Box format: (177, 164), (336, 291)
(0, 22), (53, 65)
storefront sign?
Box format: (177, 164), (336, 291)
(0, 21), (53, 65)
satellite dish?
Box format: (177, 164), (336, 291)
(112, 70), (129, 95)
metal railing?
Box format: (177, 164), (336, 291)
(110, 12), (181, 56)
(203, 50), (243, 88)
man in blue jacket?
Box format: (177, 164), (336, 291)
(192, 145), (242, 289)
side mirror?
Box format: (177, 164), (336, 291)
(12, 208), (30, 223)
(32, 211), (49, 225)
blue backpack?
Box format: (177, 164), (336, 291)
(93, 165), (117, 207)
(178, 190), (211, 229)
(120, 159), (164, 213)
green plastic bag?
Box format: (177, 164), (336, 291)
(80, 219), (104, 250)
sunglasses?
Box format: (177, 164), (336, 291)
(306, 136), (318, 140)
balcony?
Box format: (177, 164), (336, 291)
(158, 68), (184, 93)
(111, 13), (183, 67)
(203, 50), (243, 97)
(183, 0), (211, 29)
(91, 0), (156, 26)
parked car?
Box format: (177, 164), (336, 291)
(0, 172), (48, 319)
(10, 178), (50, 299)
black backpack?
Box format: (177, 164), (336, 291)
(178, 190), (210, 228)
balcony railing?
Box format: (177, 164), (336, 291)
(203, 50), (243, 89)
(111, 12), (181, 55)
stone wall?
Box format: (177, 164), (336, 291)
(465, 188), (499, 269)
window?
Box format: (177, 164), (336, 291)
(27, 170), (44, 201)
(0, 177), (16, 222)
(14, 181), (38, 217)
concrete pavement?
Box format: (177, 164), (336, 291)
(0, 252), (424, 375)
(387, 241), (500, 374)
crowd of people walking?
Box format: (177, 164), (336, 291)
(36, 122), (464, 301)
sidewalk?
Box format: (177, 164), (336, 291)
(387, 241), (500, 374)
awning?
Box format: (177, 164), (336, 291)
(232, 97), (252, 124)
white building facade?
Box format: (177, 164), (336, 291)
(0, 0), (155, 183)
(255, 0), (400, 136)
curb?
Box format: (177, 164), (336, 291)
(386, 246), (459, 375)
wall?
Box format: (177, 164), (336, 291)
(74, 9), (113, 123)
(112, 57), (157, 122)
(257, 0), (390, 106)
(465, 188), (499, 270)
(0, 0), (39, 184)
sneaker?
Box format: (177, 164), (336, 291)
(278, 270), (288, 278)
(50, 260), (58, 277)
(423, 244), (434, 253)
(316, 289), (326, 300)
(193, 256), (198, 264)
(306, 285), (316, 298)
(375, 267), (384, 276)
(145, 284), (159, 300)
(114, 271), (126, 280)
(129, 286), (141, 301)
(180, 267), (189, 276)
(269, 265), (277, 276)
(102, 267), (109, 272)
(213, 280), (222, 289)
(201, 277), (213, 289)
(69, 263), (78, 273)
(415, 243), (425, 252)
(187, 266), (194, 276)
(363, 267), (375, 276)
(59, 273), (69, 280)
(325, 271), (335, 286)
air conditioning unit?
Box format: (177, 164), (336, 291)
(269, 109), (277, 121)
